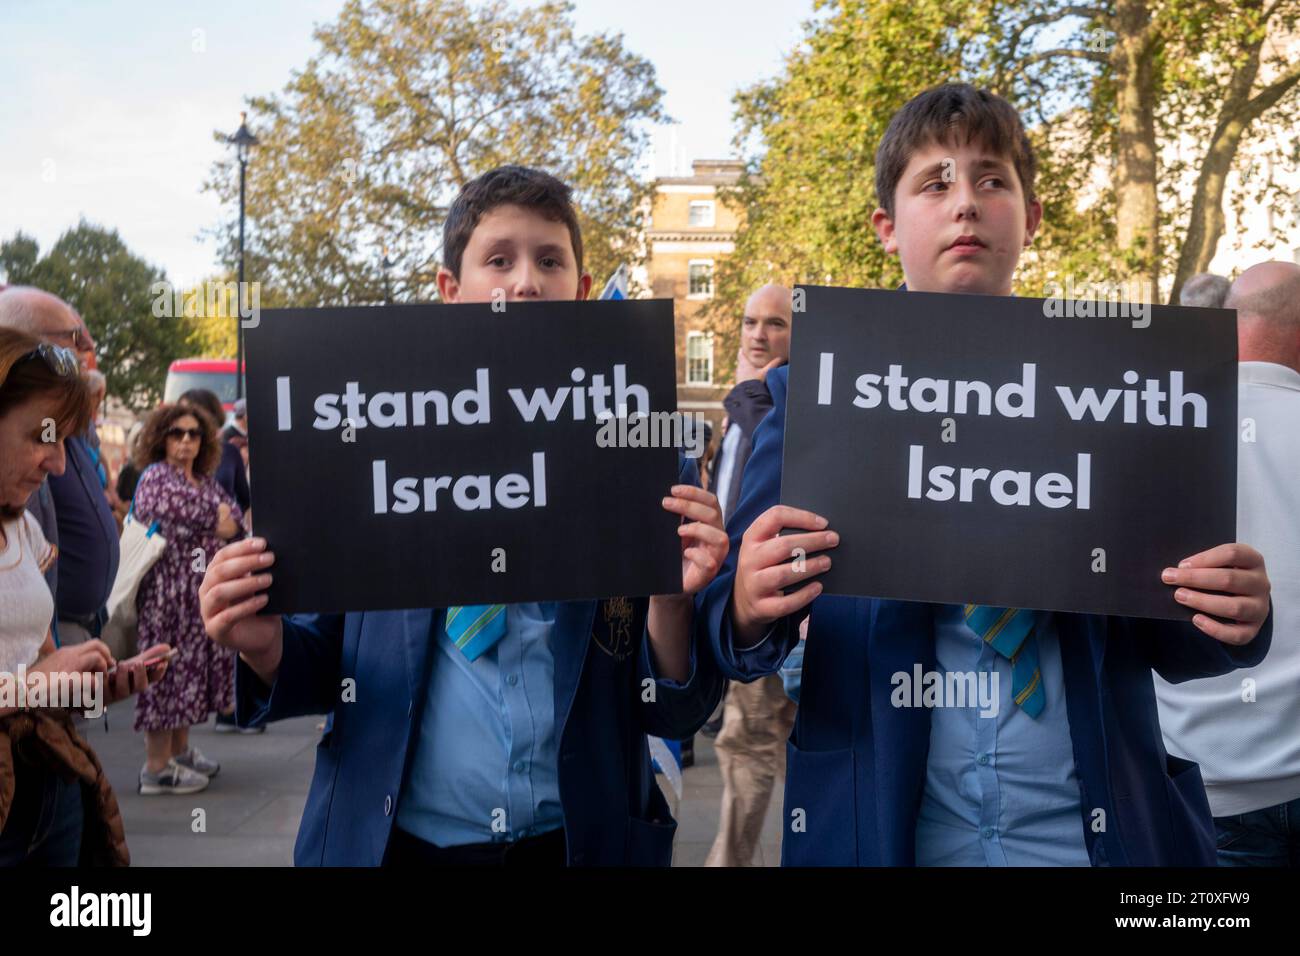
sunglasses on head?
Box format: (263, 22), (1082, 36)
(166, 427), (203, 442)
(21, 342), (79, 378)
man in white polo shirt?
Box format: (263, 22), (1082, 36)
(1156, 260), (1300, 866)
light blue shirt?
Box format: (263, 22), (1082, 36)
(396, 603), (563, 847)
(914, 606), (1091, 866)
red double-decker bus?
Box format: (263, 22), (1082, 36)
(163, 358), (244, 412)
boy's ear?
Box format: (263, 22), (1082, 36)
(436, 267), (461, 303)
(576, 272), (593, 301)
(1023, 198), (1044, 247)
(871, 208), (899, 254)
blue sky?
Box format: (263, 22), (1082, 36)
(0, 0), (811, 286)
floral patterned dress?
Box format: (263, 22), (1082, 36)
(131, 462), (242, 732)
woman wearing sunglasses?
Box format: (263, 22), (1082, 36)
(1, 329), (167, 865)
(131, 403), (244, 796)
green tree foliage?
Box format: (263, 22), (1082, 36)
(0, 222), (192, 411)
(989, 0), (1300, 301)
(174, 275), (246, 360)
(705, 0), (995, 379)
(708, 0), (1300, 372)
(204, 0), (667, 306)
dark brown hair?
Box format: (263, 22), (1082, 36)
(874, 83), (1038, 220)
(178, 387), (227, 433)
(136, 403), (220, 477)
(0, 328), (92, 518)
(441, 165), (584, 280)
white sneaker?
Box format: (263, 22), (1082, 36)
(174, 745), (220, 778)
(138, 759), (210, 795)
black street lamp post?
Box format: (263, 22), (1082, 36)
(227, 111), (258, 399)
(381, 245), (395, 304)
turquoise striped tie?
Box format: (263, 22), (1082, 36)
(445, 604), (508, 661)
(963, 605), (1044, 718)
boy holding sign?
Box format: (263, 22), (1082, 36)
(699, 84), (1274, 866)
(200, 166), (728, 866)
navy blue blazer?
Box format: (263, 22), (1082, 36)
(697, 366), (1272, 867)
(235, 459), (722, 866)
(237, 601), (721, 866)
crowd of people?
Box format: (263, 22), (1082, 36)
(0, 285), (260, 862)
(0, 81), (1295, 868)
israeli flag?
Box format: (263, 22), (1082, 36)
(599, 264), (629, 300)
(649, 736), (683, 800)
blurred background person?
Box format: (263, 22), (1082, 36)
(113, 420), (146, 521)
(1156, 260), (1300, 866)
(131, 403), (245, 795)
(0, 287), (119, 649)
(713, 284), (790, 520)
(222, 397), (248, 446)
(178, 388), (250, 517)
(705, 283), (798, 867)
(71, 310), (96, 372)
(696, 419), (715, 492)
(82, 369), (109, 497)
(1, 327), (166, 865)
(1179, 272), (1232, 309)
(223, 398), (251, 530)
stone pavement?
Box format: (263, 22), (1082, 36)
(90, 699), (783, 866)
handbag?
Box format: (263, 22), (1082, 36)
(102, 465), (168, 657)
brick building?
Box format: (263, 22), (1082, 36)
(638, 158), (745, 440)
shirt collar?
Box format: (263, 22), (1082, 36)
(1240, 361), (1300, 391)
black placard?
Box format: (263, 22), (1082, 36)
(781, 286), (1237, 620)
(244, 300), (683, 614)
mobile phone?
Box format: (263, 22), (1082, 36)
(108, 647), (179, 676)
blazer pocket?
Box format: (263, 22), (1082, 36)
(625, 815), (677, 867)
(782, 740), (857, 866)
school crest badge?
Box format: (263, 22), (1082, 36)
(593, 596), (636, 661)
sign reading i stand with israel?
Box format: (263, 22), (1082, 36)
(243, 297), (683, 615)
(780, 285), (1237, 621)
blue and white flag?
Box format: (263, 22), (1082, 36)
(649, 736), (683, 800)
(599, 264), (629, 300)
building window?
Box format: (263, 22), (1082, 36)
(688, 200), (715, 227)
(688, 260), (714, 298)
(686, 331), (714, 385)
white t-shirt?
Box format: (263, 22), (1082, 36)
(0, 511), (56, 674)
(714, 422), (744, 519)
(1156, 362), (1300, 816)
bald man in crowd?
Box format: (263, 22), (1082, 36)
(0, 286), (120, 647)
(705, 283), (798, 867)
(1156, 260), (1300, 866)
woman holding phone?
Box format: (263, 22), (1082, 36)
(0, 327), (169, 865)
(131, 403), (243, 795)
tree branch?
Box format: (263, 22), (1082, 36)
(1260, 0), (1294, 23)
(996, 5), (1111, 89)
(1000, 45), (1110, 89)
(1010, 4), (1110, 47)
(1022, 46), (1111, 67)
(1242, 59), (1300, 121)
